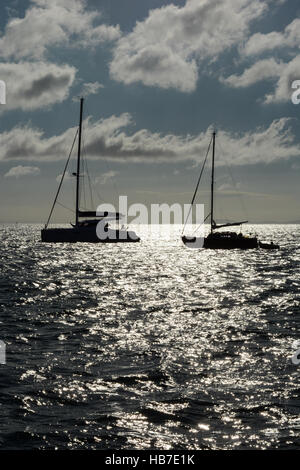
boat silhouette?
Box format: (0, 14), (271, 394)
(41, 98), (140, 243)
(182, 131), (279, 250)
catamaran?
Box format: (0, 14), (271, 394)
(182, 131), (279, 249)
(41, 98), (140, 243)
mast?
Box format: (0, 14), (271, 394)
(210, 131), (216, 233)
(75, 97), (84, 226)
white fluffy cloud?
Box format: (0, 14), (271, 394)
(222, 16), (300, 103)
(0, 0), (120, 60)
(110, 0), (267, 92)
(0, 1), (119, 111)
(221, 58), (284, 88)
(264, 56), (300, 103)
(222, 55), (300, 103)
(0, 114), (299, 166)
(4, 165), (40, 178)
(243, 18), (300, 56)
(0, 62), (76, 111)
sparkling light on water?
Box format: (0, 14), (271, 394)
(0, 224), (299, 449)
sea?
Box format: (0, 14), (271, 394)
(0, 223), (299, 450)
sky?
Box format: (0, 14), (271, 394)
(0, 0), (299, 223)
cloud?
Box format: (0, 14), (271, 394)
(95, 171), (119, 185)
(243, 18), (300, 56)
(81, 81), (104, 97)
(0, 114), (299, 167)
(264, 56), (300, 103)
(4, 165), (40, 178)
(221, 58), (284, 88)
(81, 24), (121, 47)
(222, 55), (300, 103)
(211, 118), (300, 165)
(110, 0), (267, 92)
(111, 44), (198, 93)
(0, 0), (121, 60)
(0, 114), (132, 162)
(227, 16), (300, 103)
(0, 61), (76, 111)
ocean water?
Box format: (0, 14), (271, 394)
(0, 223), (299, 450)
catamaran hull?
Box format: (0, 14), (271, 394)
(41, 228), (140, 243)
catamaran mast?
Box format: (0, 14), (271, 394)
(210, 131), (216, 233)
(75, 97), (84, 226)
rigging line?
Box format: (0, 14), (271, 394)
(78, 102), (87, 212)
(87, 163), (95, 210)
(80, 127), (88, 210)
(100, 144), (119, 207)
(71, 156), (76, 215)
(83, 152), (111, 206)
(44, 128), (79, 229)
(217, 139), (249, 222)
(104, 158), (119, 208)
(85, 101), (119, 207)
(276, 224), (298, 239)
(92, 157), (118, 206)
(215, 174), (228, 224)
(81, 131), (95, 210)
(216, 195), (226, 224)
(81, 154), (87, 211)
(226, 161), (248, 220)
(191, 212), (211, 235)
(214, 141), (230, 223)
(92, 182), (110, 205)
(56, 201), (75, 214)
(80, 100), (96, 209)
(80, 105), (114, 207)
(181, 134), (213, 235)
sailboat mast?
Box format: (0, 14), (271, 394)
(210, 131), (216, 233)
(75, 97), (84, 226)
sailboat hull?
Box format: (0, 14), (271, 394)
(41, 227), (140, 243)
(203, 234), (258, 249)
(181, 131), (279, 250)
(182, 232), (258, 249)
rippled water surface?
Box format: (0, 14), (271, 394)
(0, 224), (299, 450)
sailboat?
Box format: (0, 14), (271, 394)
(41, 98), (140, 243)
(182, 131), (279, 249)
